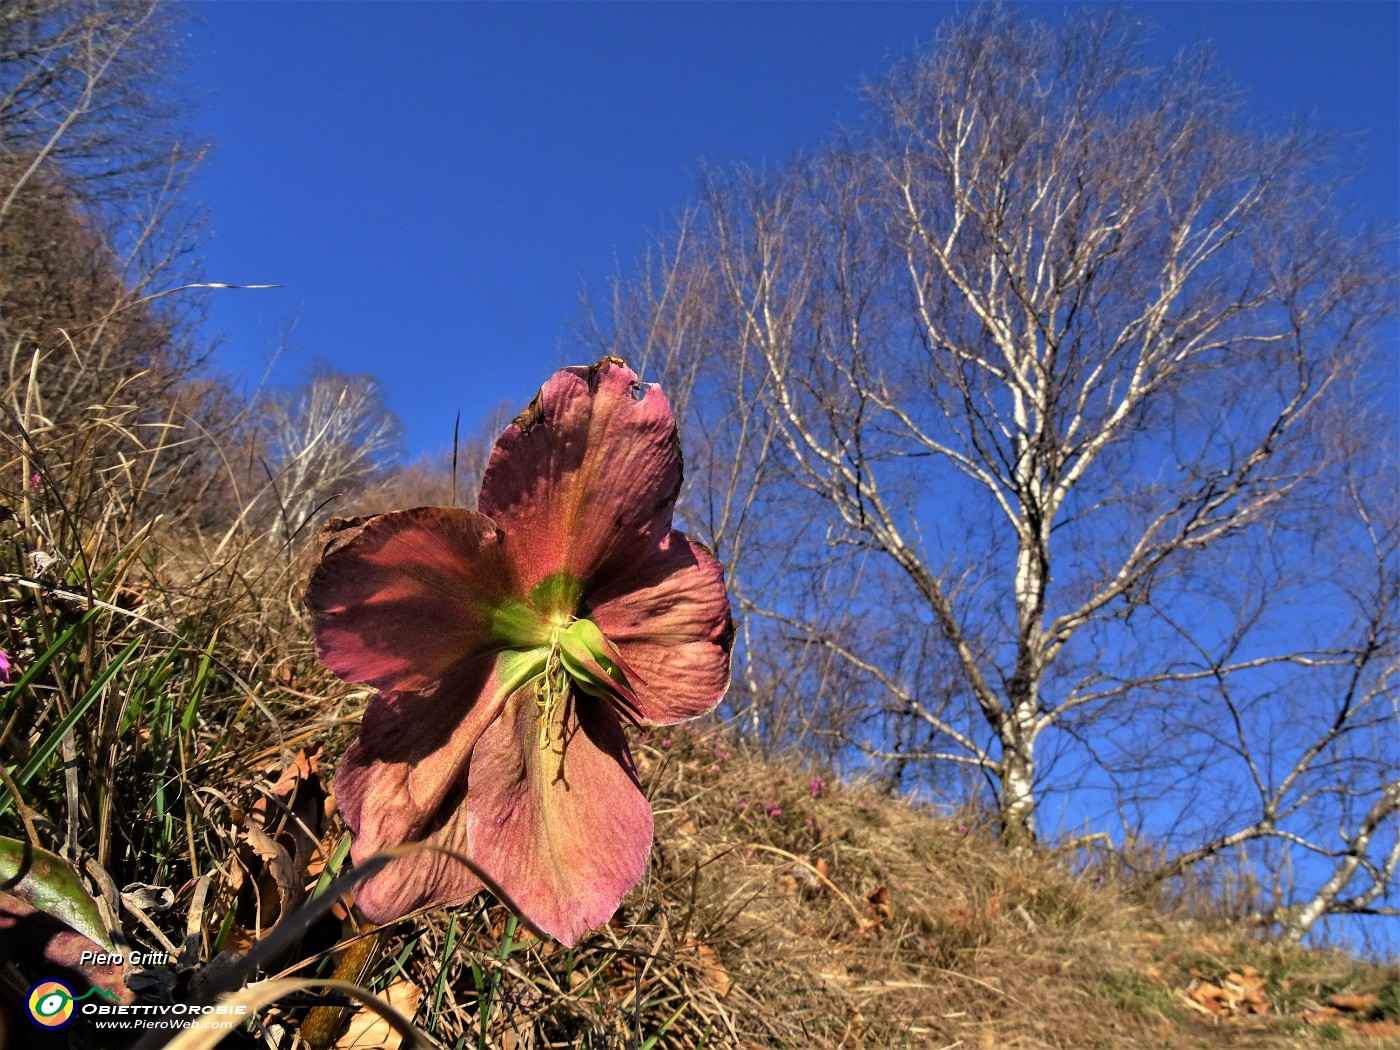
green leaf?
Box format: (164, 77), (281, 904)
(181, 630), (219, 733)
(0, 836), (114, 952)
(0, 636), (142, 817)
(0, 607), (101, 722)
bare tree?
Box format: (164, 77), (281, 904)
(581, 209), (869, 758)
(0, 172), (194, 418)
(597, 2), (1397, 939)
(0, 0), (192, 224)
(0, 0), (216, 518)
(257, 368), (403, 544)
(1116, 477), (1399, 943)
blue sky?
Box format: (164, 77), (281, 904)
(180, 2), (1398, 456)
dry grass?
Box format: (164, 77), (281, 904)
(1, 354), (1396, 1050)
(389, 728), (1392, 1050)
(214, 727), (1396, 1050)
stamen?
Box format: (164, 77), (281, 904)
(537, 617), (636, 750)
(537, 626), (569, 750)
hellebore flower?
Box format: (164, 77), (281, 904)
(305, 358), (733, 945)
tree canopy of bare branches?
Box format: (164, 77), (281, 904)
(1, 0), (208, 428)
(255, 368), (404, 544)
(0, 0), (236, 548)
(0, 0), (193, 220)
(588, 5), (1397, 940)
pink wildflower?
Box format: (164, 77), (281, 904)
(0, 649), (14, 685)
(766, 802), (782, 819)
(305, 359), (733, 945)
(809, 776), (826, 798)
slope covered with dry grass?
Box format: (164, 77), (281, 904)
(0, 358), (1395, 1050)
(330, 727), (1394, 1050)
(183, 719), (1400, 1049)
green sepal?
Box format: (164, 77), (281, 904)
(0, 836), (116, 952)
(557, 618), (628, 698)
(496, 646), (551, 699)
(489, 600), (552, 649)
(528, 572), (584, 620)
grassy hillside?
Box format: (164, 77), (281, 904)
(0, 366), (1395, 1050)
(261, 727), (1397, 1050)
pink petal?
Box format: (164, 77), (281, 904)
(465, 686), (653, 946)
(305, 507), (517, 694)
(336, 650), (542, 922)
(478, 358), (682, 606)
(587, 531), (733, 725)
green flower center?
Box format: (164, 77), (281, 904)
(534, 618), (630, 748)
(489, 576), (632, 749)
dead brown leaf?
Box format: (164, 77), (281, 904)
(334, 979), (422, 1049)
(1183, 967), (1269, 1019)
(1328, 992), (1380, 1012)
(683, 940), (732, 997)
(250, 745), (329, 878)
(1355, 1020), (1400, 1039)
(213, 747), (330, 950)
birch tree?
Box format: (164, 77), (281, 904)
(601, 5), (1396, 869)
(1118, 477), (1399, 943)
(851, 7), (1395, 842)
